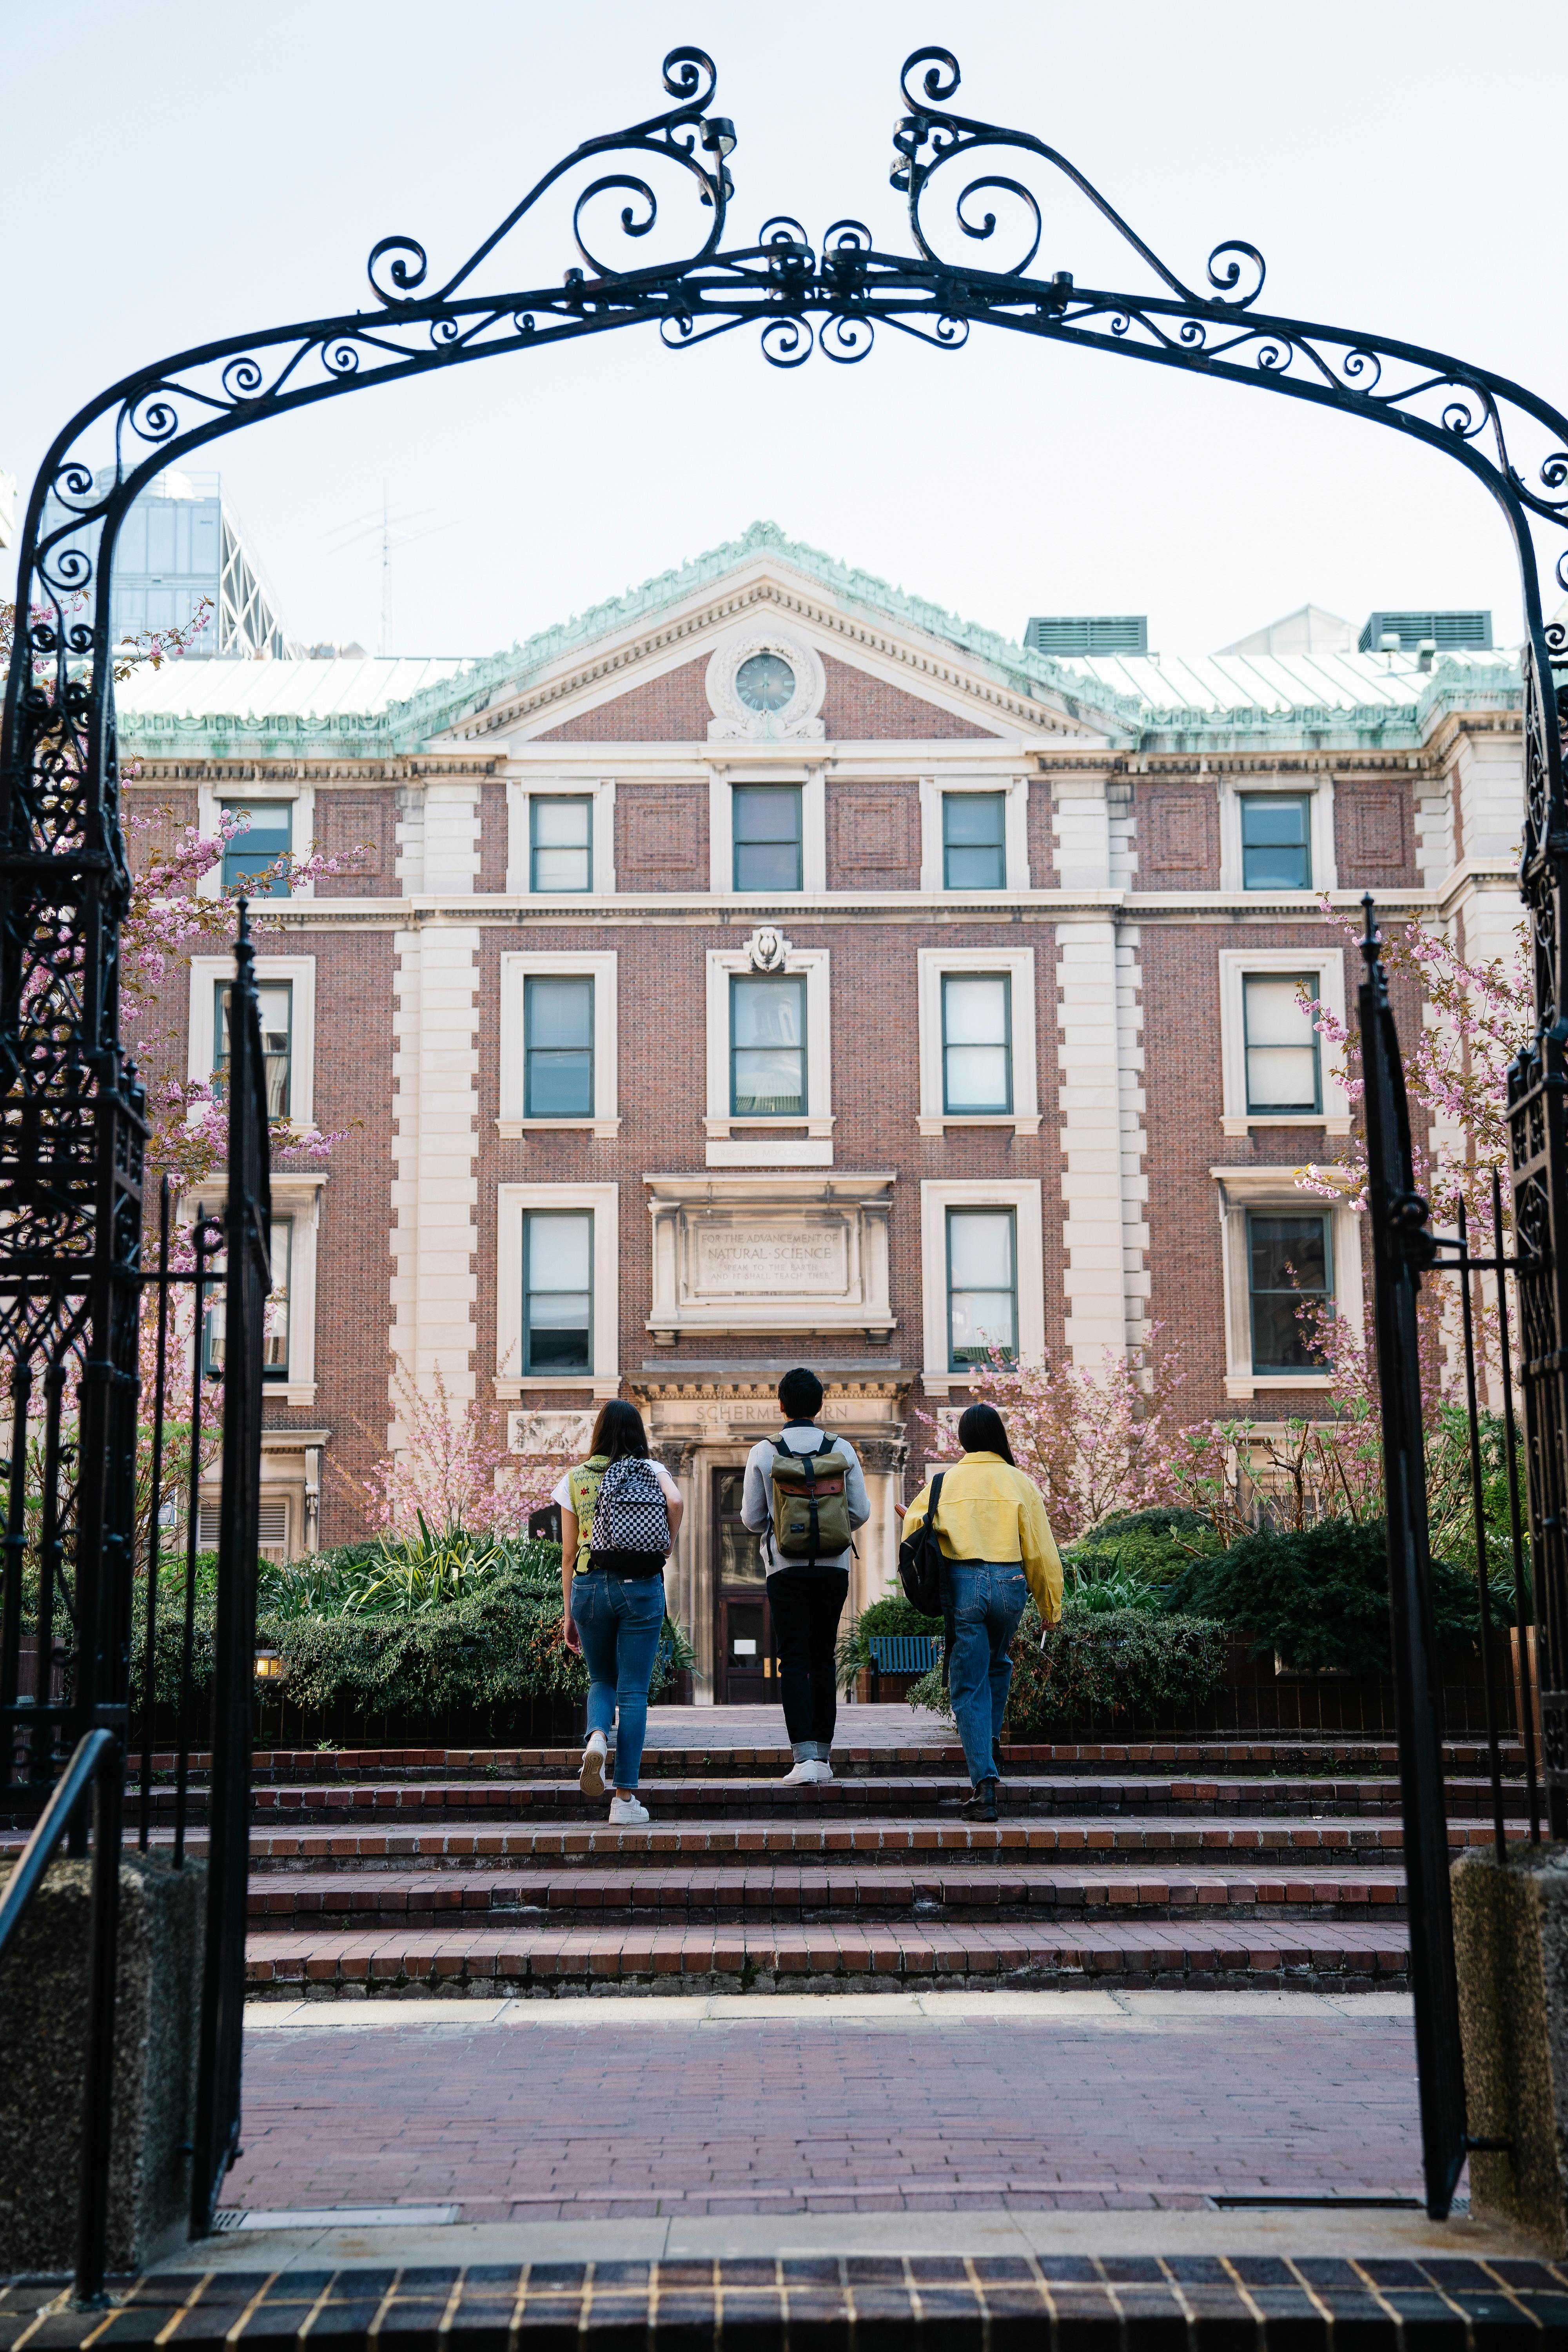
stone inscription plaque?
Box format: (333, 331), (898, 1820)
(691, 1220), (849, 1299)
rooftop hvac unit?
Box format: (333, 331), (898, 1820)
(1356, 609), (1492, 653)
(1024, 614), (1149, 656)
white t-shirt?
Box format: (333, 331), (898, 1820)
(550, 1459), (681, 1510)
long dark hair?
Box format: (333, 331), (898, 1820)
(957, 1402), (1015, 1465)
(589, 1399), (650, 1464)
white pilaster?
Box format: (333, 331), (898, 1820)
(1058, 918), (1130, 1368)
(390, 926), (482, 1437)
(422, 782), (482, 894)
(1116, 926), (1150, 1348)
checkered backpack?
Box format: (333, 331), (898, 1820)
(588, 1455), (670, 1566)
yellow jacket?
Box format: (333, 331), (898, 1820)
(902, 1452), (1063, 1626)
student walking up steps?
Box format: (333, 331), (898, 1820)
(742, 1367), (869, 1785)
(558, 1400), (683, 1825)
(900, 1404), (1062, 1822)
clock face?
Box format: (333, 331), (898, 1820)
(735, 652), (797, 714)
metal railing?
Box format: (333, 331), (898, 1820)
(0, 910), (270, 2301)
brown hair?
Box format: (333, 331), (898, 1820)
(588, 1398), (650, 1464)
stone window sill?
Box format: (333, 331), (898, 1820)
(1223, 1373), (1332, 1400)
(917, 1114), (1042, 1137)
(1221, 1114), (1353, 1139)
(496, 1118), (621, 1140)
(493, 1376), (621, 1400)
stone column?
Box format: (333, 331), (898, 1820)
(856, 1434), (909, 1620)
(1452, 1846), (1568, 2252)
(653, 1438), (701, 1686)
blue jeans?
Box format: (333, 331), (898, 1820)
(571, 1572), (666, 1790)
(946, 1561), (1028, 1789)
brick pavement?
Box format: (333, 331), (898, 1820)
(226, 2004), (1425, 2221)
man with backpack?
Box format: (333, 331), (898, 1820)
(740, 1367), (869, 1784)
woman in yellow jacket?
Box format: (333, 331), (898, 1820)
(900, 1403), (1063, 1820)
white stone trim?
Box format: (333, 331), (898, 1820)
(919, 1178), (1045, 1396)
(1218, 947), (1352, 1138)
(704, 944), (831, 1165)
(1051, 777), (1112, 892)
(196, 777), (315, 901)
(1210, 1163), (1365, 1400)
(704, 623), (827, 743)
(707, 766), (827, 896)
(494, 1181), (620, 1397)
(504, 777), (616, 895)
(182, 1174), (323, 1406)
(915, 947), (1040, 1135)
(646, 1171), (893, 1343)
(1056, 920), (1129, 1367)
(1218, 774), (1337, 894)
(420, 779), (481, 895)
(917, 774), (1030, 892)
(497, 951), (619, 1138)
(187, 953), (316, 1129)
(390, 927), (481, 1430)
(1116, 927), (1150, 1347)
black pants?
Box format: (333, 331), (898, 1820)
(768, 1569), (849, 1749)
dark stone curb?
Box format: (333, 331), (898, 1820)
(5, 2252), (1568, 2346)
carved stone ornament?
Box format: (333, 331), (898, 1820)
(744, 924), (792, 972)
(509, 1408), (594, 1459)
(705, 624), (827, 742)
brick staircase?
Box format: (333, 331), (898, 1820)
(53, 1706), (1523, 2001)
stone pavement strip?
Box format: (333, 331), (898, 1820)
(227, 1990), (1428, 2223)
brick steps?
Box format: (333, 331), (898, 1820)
(246, 1859), (1410, 1927)
(130, 1772), (1524, 1829)
(12, 1813), (1523, 1867)
(143, 1735), (1530, 1785)
(244, 1916), (1412, 1995)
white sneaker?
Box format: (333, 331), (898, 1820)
(579, 1730), (608, 1799)
(781, 1759), (834, 1786)
(806, 1759), (834, 1784)
(608, 1794), (649, 1826)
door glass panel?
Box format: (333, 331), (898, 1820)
(715, 1468), (764, 1583)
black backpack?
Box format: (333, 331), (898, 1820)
(897, 1472), (947, 1618)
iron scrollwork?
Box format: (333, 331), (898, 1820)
(6, 29), (1568, 2258)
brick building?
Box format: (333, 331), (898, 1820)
(116, 520), (1525, 1703)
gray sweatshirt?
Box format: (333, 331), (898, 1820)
(741, 1421), (870, 1577)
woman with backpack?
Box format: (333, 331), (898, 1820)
(898, 1404), (1062, 1823)
(555, 1399), (683, 1824)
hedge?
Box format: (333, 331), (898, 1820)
(131, 1552), (688, 1718)
(908, 1601), (1228, 1734)
(1159, 1516), (1516, 1675)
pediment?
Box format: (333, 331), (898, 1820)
(420, 530), (1123, 753)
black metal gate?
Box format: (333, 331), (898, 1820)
(4, 33), (1568, 2274)
(0, 909), (270, 2297)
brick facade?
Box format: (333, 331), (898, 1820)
(119, 532), (1525, 1702)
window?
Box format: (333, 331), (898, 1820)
(941, 974), (1012, 1113)
(203, 1214), (293, 1381)
(530, 796), (593, 892)
(1242, 974), (1320, 1115)
(730, 974), (806, 1116)
(221, 801), (291, 896)
(942, 792), (1006, 889)
(946, 1207), (1018, 1367)
(524, 976), (594, 1118)
(1247, 1210), (1331, 1373)
(732, 785), (802, 892)
(214, 979), (292, 1117)
(1240, 793), (1311, 890)
(523, 1209), (593, 1374)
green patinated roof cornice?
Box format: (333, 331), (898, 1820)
(109, 516), (1525, 763)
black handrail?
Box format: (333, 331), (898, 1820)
(0, 1726), (114, 1966)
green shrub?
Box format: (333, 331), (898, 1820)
(257, 1533), (559, 1620)
(907, 1599), (1228, 1732)
(131, 1544), (690, 1720)
(1159, 1515), (1515, 1675)
(1068, 1506), (1219, 1587)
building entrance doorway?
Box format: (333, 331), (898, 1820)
(712, 1467), (771, 1704)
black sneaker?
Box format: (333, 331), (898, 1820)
(961, 1779), (998, 1823)
(990, 1751), (1007, 1780)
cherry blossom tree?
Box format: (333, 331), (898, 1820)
(349, 1361), (565, 1543)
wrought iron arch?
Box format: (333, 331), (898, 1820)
(6, 38), (1568, 2243)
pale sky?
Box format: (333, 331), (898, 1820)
(3, 0), (1564, 662)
